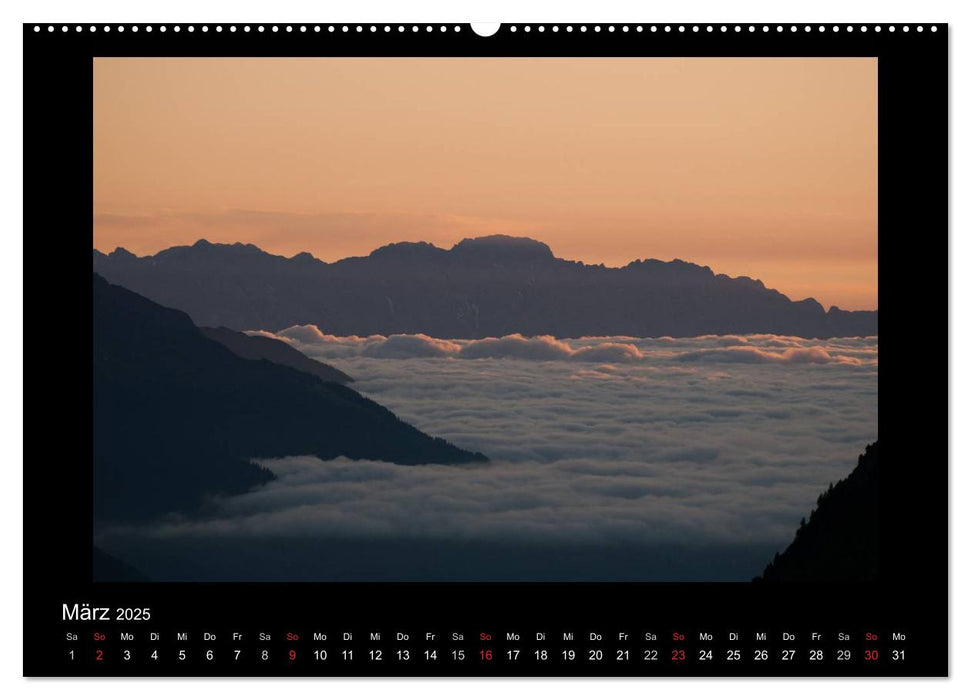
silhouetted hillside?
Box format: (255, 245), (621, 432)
(94, 274), (486, 523)
(756, 442), (878, 582)
(201, 326), (352, 384)
(93, 236), (877, 338)
(93, 547), (148, 582)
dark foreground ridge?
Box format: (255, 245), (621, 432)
(93, 547), (148, 582)
(93, 235), (877, 339)
(756, 442), (878, 582)
(201, 326), (353, 384)
(94, 274), (486, 523)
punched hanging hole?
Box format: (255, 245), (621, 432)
(471, 23), (501, 37)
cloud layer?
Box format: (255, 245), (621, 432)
(257, 326), (877, 366)
(98, 333), (878, 581)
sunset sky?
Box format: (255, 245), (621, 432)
(94, 57), (877, 310)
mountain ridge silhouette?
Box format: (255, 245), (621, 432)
(200, 326), (353, 384)
(94, 273), (486, 523)
(756, 442), (878, 582)
(93, 235), (877, 338)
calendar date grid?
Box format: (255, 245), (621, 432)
(63, 626), (909, 671)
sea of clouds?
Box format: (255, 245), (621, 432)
(97, 331), (877, 581)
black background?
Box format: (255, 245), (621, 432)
(23, 22), (947, 677)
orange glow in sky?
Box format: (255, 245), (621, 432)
(94, 57), (877, 310)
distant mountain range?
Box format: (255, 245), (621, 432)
(93, 235), (877, 339)
(756, 442), (878, 582)
(94, 273), (486, 523)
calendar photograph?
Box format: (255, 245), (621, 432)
(91, 56), (878, 583)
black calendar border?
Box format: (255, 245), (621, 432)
(23, 23), (948, 677)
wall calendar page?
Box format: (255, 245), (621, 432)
(22, 19), (947, 679)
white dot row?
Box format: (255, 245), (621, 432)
(32, 24), (939, 34)
(508, 24), (938, 33)
(34, 24), (464, 34)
